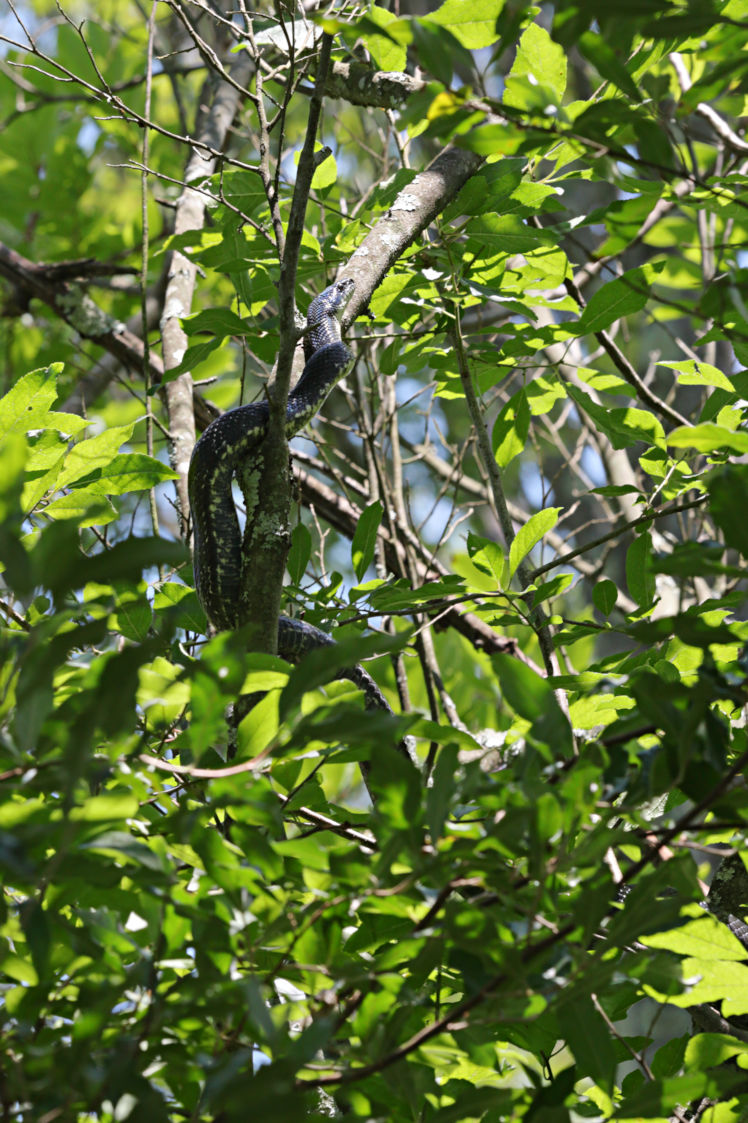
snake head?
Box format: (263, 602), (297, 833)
(307, 277), (355, 327)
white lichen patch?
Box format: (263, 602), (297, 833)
(390, 193), (420, 213)
(57, 285), (124, 337)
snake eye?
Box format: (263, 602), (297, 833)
(336, 278), (354, 303)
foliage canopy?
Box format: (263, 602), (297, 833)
(2, 0), (748, 1120)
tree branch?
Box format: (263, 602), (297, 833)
(160, 51), (253, 539)
(324, 60), (427, 109)
(338, 145), (484, 322)
(236, 33), (334, 652)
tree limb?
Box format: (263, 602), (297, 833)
(324, 59), (427, 109)
(160, 51), (253, 539)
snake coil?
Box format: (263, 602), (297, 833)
(189, 278), (355, 633)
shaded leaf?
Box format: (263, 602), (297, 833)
(492, 651), (574, 758)
(575, 270), (649, 334)
(626, 530), (654, 607)
(708, 463), (748, 558)
(351, 500), (383, 581)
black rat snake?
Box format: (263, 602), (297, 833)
(189, 278), (355, 632)
(188, 278), (414, 763)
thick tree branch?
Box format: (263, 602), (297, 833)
(0, 242), (155, 373)
(160, 52), (253, 540)
(338, 145), (484, 322)
(324, 60), (427, 109)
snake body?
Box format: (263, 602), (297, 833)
(189, 278), (355, 633)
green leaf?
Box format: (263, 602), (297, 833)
(465, 213), (548, 256)
(467, 533), (505, 584)
(182, 307), (250, 337)
(530, 572), (573, 607)
(558, 998), (616, 1092)
(71, 453), (179, 495)
(643, 912), (747, 961)
(357, 9), (408, 71)
(0, 953), (38, 986)
(427, 0), (503, 49)
(685, 1033), (748, 1069)
(20, 899), (50, 981)
(80, 830), (167, 871)
(412, 21), (473, 87)
(110, 593), (153, 643)
(241, 656), (291, 696)
(408, 718), (480, 750)
(668, 422), (748, 454)
(617, 1074), (713, 1118)
(626, 530), (654, 607)
(56, 423), (135, 488)
(577, 30), (642, 102)
(153, 581), (205, 631)
(492, 388), (530, 468)
(651, 540), (743, 580)
(160, 338), (225, 381)
(492, 652), (574, 758)
(640, 933), (748, 1014)
(39, 411), (89, 438)
(293, 144), (337, 191)
(351, 500), (383, 581)
(69, 792), (139, 821)
(593, 579), (617, 616)
(575, 270), (649, 334)
(287, 523), (312, 585)
(508, 507), (560, 580)
(658, 358), (734, 391)
(43, 489), (116, 526)
(0, 431), (31, 594)
(365, 575), (465, 612)
(457, 122), (526, 157)
(22, 431), (66, 512)
(426, 745), (457, 841)
(367, 736), (422, 828)
(568, 384), (665, 450)
(0, 365), (59, 436)
(236, 688), (282, 759)
(505, 22), (566, 108)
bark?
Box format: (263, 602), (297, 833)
(159, 56), (253, 540)
(338, 145), (485, 324)
(324, 60), (427, 108)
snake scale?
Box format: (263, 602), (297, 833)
(188, 278), (415, 767)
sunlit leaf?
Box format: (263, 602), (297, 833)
(508, 507), (560, 580)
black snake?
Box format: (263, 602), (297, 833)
(189, 278), (355, 633)
(188, 278), (415, 765)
